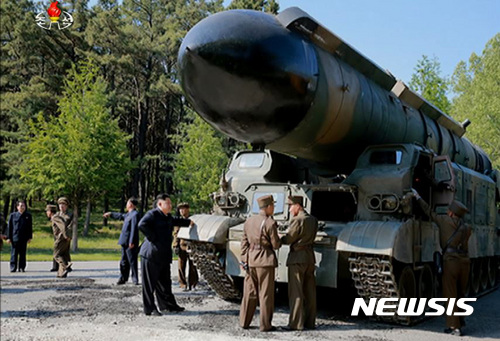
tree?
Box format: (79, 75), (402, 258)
(1, 0), (91, 216)
(172, 111), (228, 212)
(227, 0), (279, 13)
(451, 34), (500, 171)
(85, 0), (224, 211)
(409, 55), (451, 113)
(20, 60), (132, 251)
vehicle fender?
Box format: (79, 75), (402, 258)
(336, 220), (417, 263)
(177, 214), (245, 244)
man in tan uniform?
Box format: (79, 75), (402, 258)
(172, 202), (198, 290)
(51, 197), (73, 278)
(239, 195), (281, 332)
(281, 196), (318, 331)
(411, 189), (471, 336)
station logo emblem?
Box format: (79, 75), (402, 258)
(35, 1), (73, 30)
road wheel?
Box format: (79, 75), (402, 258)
(487, 257), (497, 288)
(480, 258), (489, 291)
(418, 264), (435, 299)
(470, 259), (481, 295)
(399, 266), (416, 298)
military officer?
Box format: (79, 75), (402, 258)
(52, 197), (73, 278)
(104, 197), (140, 285)
(139, 194), (193, 316)
(173, 202), (198, 291)
(239, 194), (281, 332)
(6, 200), (33, 272)
(280, 196), (318, 331)
(410, 189), (471, 336)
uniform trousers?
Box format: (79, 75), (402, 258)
(10, 241), (28, 271)
(288, 263), (316, 330)
(443, 256), (470, 329)
(120, 246), (139, 284)
(54, 239), (71, 277)
(239, 266), (275, 331)
(141, 257), (179, 314)
(178, 248), (198, 289)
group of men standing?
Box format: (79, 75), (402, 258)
(240, 194), (319, 332)
(105, 194), (197, 315)
(3, 191), (473, 336)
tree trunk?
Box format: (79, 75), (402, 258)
(2, 195), (10, 232)
(103, 196), (109, 227)
(83, 199), (91, 237)
(71, 200), (79, 252)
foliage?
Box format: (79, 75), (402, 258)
(451, 34), (500, 171)
(409, 55), (451, 113)
(227, 0), (279, 13)
(172, 110), (227, 213)
(20, 59), (132, 250)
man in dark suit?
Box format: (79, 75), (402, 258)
(281, 196), (318, 331)
(104, 197), (140, 285)
(7, 200), (33, 272)
(139, 194), (193, 316)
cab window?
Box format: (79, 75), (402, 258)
(251, 192), (285, 214)
(239, 153), (265, 168)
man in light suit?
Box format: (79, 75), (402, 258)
(104, 197), (140, 285)
(281, 196), (318, 331)
(239, 195), (281, 332)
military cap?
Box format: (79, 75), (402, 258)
(45, 204), (57, 212)
(177, 202), (190, 209)
(57, 197), (69, 205)
(257, 195), (275, 209)
(448, 200), (468, 218)
(286, 195), (304, 206)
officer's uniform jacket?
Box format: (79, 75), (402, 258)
(52, 211), (72, 242)
(417, 199), (471, 260)
(241, 212), (280, 268)
(139, 208), (190, 263)
(7, 211), (33, 243)
(111, 210), (140, 247)
(281, 211), (318, 265)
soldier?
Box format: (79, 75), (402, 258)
(410, 189), (471, 336)
(6, 200), (33, 272)
(239, 194), (281, 332)
(139, 194), (193, 316)
(173, 202), (198, 291)
(52, 197), (73, 278)
(104, 197), (140, 285)
(280, 196), (318, 331)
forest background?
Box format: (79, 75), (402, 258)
(1, 0), (499, 256)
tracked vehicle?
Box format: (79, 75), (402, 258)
(177, 7), (500, 324)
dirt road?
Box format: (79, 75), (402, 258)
(1, 261), (499, 341)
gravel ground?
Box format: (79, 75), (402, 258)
(1, 261), (499, 341)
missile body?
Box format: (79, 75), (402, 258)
(178, 8), (492, 174)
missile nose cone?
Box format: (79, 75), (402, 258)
(178, 10), (318, 144)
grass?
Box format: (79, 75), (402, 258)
(1, 201), (125, 262)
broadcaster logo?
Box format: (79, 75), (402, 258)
(351, 298), (477, 317)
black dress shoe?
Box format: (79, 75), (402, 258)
(116, 280), (126, 285)
(145, 310), (162, 316)
(262, 326), (276, 332)
(10, 269), (16, 273)
(50, 268), (58, 272)
(166, 305), (185, 312)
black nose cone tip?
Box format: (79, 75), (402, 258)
(178, 9), (318, 144)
